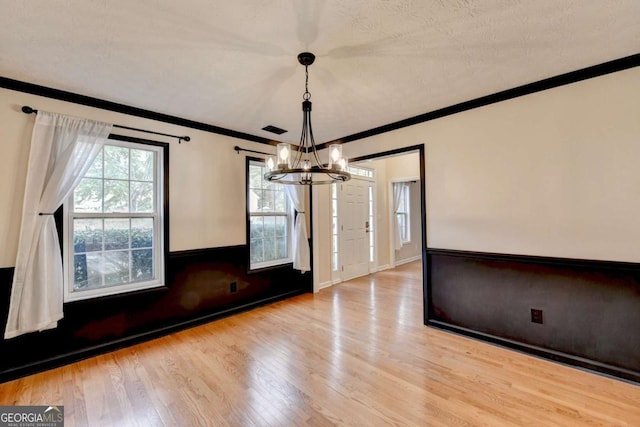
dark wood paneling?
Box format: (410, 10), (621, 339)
(0, 245), (311, 383)
(426, 249), (640, 383)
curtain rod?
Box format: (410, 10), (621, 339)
(234, 146), (273, 156)
(21, 106), (191, 144)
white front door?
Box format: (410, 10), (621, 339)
(339, 179), (371, 280)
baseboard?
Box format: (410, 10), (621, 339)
(0, 289), (304, 383)
(394, 255), (421, 267)
(427, 319), (640, 385)
(376, 264), (391, 272)
(318, 280), (334, 291)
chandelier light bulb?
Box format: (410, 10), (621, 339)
(328, 144), (343, 169)
(266, 156), (275, 171)
(276, 143), (291, 168)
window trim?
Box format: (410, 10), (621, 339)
(63, 135), (169, 303)
(246, 157), (294, 272)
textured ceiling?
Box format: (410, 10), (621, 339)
(1, 1), (639, 144)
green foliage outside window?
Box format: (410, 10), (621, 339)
(248, 162), (290, 267)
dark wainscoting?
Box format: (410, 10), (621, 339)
(426, 249), (640, 383)
(0, 245), (311, 383)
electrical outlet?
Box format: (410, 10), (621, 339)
(531, 308), (543, 324)
(230, 282), (237, 293)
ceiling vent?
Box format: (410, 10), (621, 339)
(262, 125), (287, 135)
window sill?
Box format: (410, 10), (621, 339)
(64, 284), (168, 307)
(248, 261), (294, 275)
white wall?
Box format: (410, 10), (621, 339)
(4, 66), (638, 274)
(315, 67), (640, 273)
(0, 87), (268, 267)
(313, 184), (332, 287)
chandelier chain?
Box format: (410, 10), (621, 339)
(303, 66), (311, 100)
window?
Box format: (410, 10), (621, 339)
(64, 139), (166, 302)
(248, 160), (292, 269)
(396, 184), (411, 244)
(348, 166), (374, 178)
(368, 185), (375, 263)
(331, 183), (339, 271)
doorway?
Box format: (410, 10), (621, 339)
(334, 146), (424, 283)
(313, 145), (426, 295)
(338, 176), (374, 281)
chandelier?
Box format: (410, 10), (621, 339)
(264, 52), (351, 185)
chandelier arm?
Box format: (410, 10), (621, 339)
(306, 113), (325, 168)
(294, 112), (308, 168)
(293, 130), (304, 168)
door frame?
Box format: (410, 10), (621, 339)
(312, 144), (427, 319)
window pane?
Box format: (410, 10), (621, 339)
(131, 181), (154, 212)
(263, 238), (277, 262)
(74, 177), (103, 212)
(263, 216), (276, 237)
(249, 165), (264, 190)
(132, 249), (153, 282)
(276, 236), (287, 259)
(84, 150), (103, 178)
(250, 216), (264, 239)
(104, 146), (129, 179)
(250, 239), (264, 264)
(274, 191), (286, 212)
(104, 179), (129, 212)
(263, 179), (275, 190)
(104, 219), (130, 251)
(262, 190), (275, 212)
(132, 218), (153, 248)
(104, 251), (130, 286)
(130, 149), (154, 181)
(74, 252), (102, 291)
(248, 189), (259, 212)
(275, 216), (286, 237)
(74, 219), (103, 252)
(332, 253), (339, 271)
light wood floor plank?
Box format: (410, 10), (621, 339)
(1, 261), (639, 426)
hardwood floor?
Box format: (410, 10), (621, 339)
(1, 261), (639, 426)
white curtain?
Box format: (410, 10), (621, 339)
(5, 112), (112, 339)
(284, 186), (310, 272)
(392, 182), (406, 251)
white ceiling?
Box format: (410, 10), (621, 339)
(1, 1), (639, 144)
